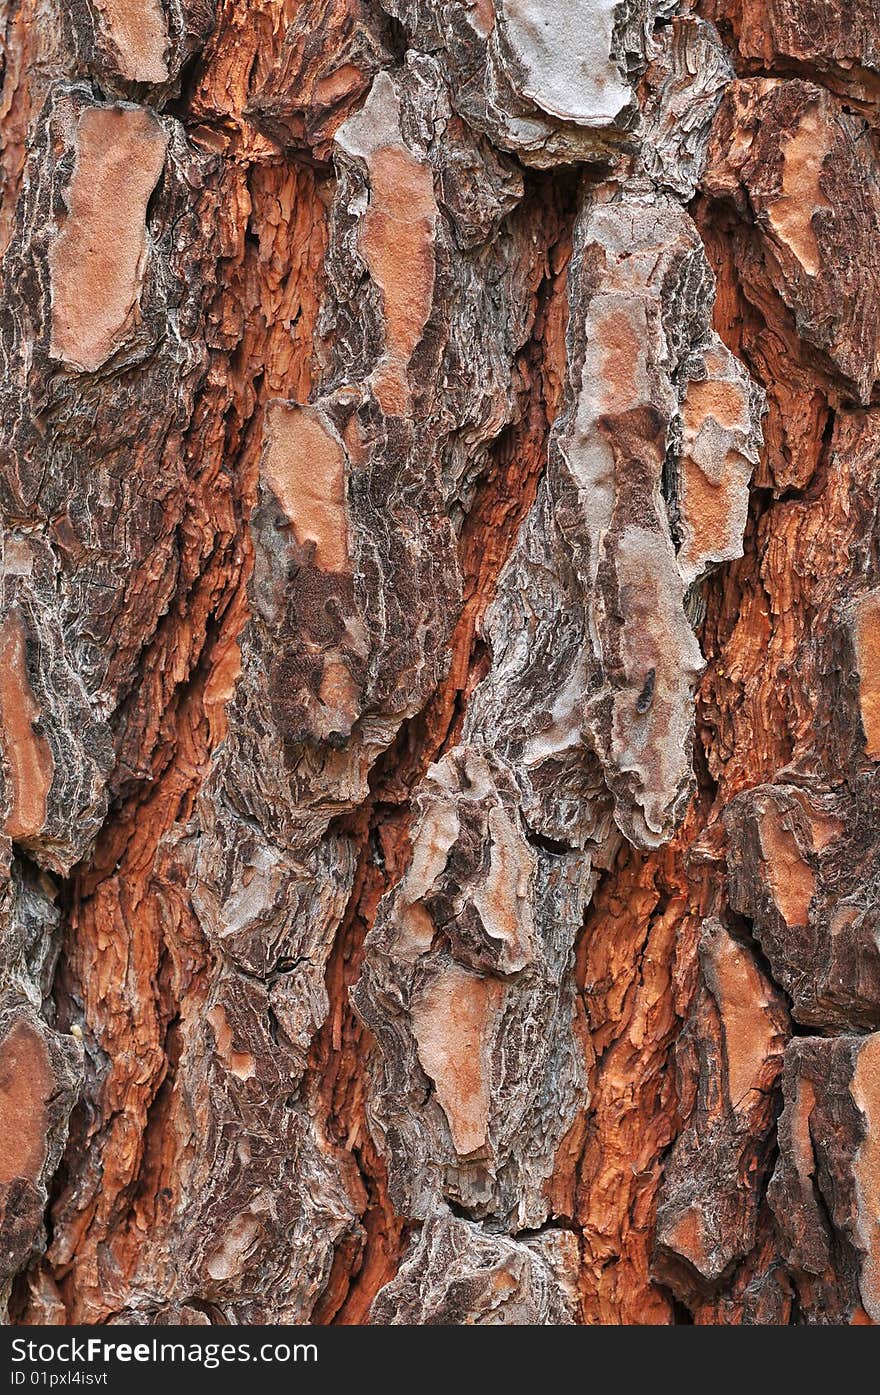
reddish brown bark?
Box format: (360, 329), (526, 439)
(1, 0), (879, 1326)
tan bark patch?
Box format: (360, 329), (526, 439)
(470, 0), (496, 34)
(396, 803), (461, 959)
(678, 452), (742, 574)
(766, 105), (831, 276)
(207, 1005), (256, 1081)
(854, 593), (880, 759)
(851, 1035), (880, 1322)
(759, 802), (814, 925)
(0, 1020), (53, 1186)
(360, 144), (437, 397)
(664, 1207), (709, 1274)
(412, 964), (505, 1156)
(789, 1074), (816, 1185)
(684, 377), (750, 434)
(49, 105), (169, 372)
(704, 929), (782, 1110)
(596, 301), (648, 413)
(94, 0), (169, 83)
(262, 403), (349, 572)
(472, 805), (535, 971)
(0, 610), (52, 842)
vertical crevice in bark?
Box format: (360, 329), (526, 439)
(305, 167), (584, 1322)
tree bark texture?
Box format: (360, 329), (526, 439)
(0, 0), (879, 1328)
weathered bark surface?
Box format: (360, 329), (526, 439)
(1, 0), (878, 1326)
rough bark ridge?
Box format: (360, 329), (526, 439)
(0, 0), (877, 1326)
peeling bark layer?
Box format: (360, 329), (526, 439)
(1, 0), (879, 1327)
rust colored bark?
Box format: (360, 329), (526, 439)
(1, 0), (879, 1327)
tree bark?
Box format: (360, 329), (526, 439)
(1, 0), (878, 1327)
